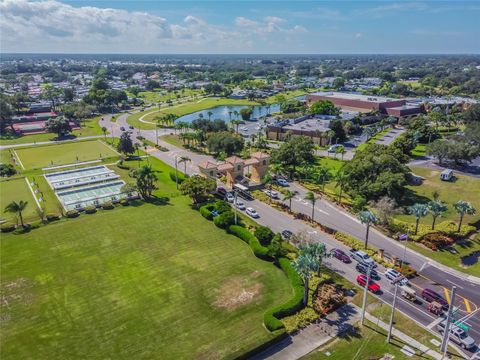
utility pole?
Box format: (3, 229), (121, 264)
(400, 230), (409, 268)
(387, 282), (399, 343)
(156, 125), (159, 146)
(360, 264), (373, 326)
(234, 189), (238, 225)
(440, 286), (457, 358)
(175, 156), (179, 189)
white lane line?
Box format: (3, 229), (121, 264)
(382, 287), (437, 322)
(426, 317), (444, 329)
(419, 262), (428, 272)
(446, 279), (464, 290)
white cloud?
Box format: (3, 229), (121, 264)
(0, 0), (306, 53)
(358, 2), (428, 18)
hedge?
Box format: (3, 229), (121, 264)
(263, 258), (304, 331)
(199, 204), (214, 220)
(85, 205), (97, 214)
(102, 201), (114, 210)
(120, 199), (129, 206)
(228, 225), (271, 261)
(46, 213), (60, 222)
(169, 171), (185, 185)
(391, 219), (476, 240)
(65, 210), (79, 218)
(1, 223), (16, 233)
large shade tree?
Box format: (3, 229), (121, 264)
(179, 175), (216, 204)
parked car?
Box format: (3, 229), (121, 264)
(356, 274), (381, 293)
(216, 187), (227, 196)
(356, 263), (380, 280)
(276, 178), (289, 187)
(440, 169), (454, 181)
(225, 192), (235, 203)
(327, 144), (342, 153)
(281, 230), (293, 239)
(264, 189), (279, 199)
(331, 248), (351, 263)
(437, 321), (476, 350)
(384, 268), (408, 285)
(246, 207), (259, 218)
(234, 201), (246, 210)
(421, 289), (449, 309)
(350, 250), (376, 267)
(120, 126), (126, 131)
(129, 125), (134, 129)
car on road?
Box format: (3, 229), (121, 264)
(120, 126), (126, 131)
(246, 207), (259, 218)
(129, 125), (134, 130)
(264, 189), (279, 199)
(356, 263), (380, 280)
(331, 248), (351, 263)
(281, 230), (293, 239)
(234, 201), (246, 210)
(421, 288), (449, 309)
(327, 144), (342, 153)
(384, 268), (409, 285)
(216, 187), (227, 196)
(356, 274), (381, 293)
(437, 321), (476, 350)
(225, 192), (235, 203)
(350, 250), (376, 267)
(276, 179), (289, 187)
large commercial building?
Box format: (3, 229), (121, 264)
(306, 91), (423, 117)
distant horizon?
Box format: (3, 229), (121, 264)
(2, 52), (480, 56)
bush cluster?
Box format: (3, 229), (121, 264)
(46, 213), (60, 222)
(85, 205), (97, 214)
(65, 210), (79, 218)
(1, 223), (16, 233)
(169, 171), (185, 184)
(391, 219), (475, 240)
(102, 202), (114, 210)
(229, 225), (271, 261)
(199, 204), (215, 220)
(120, 199), (129, 206)
(254, 226), (275, 246)
(214, 211), (235, 229)
(421, 233), (455, 251)
(395, 265), (417, 278)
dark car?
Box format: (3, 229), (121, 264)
(356, 263), (380, 280)
(331, 248), (351, 263)
(120, 126), (126, 131)
(281, 230), (293, 239)
(216, 187), (227, 196)
(421, 289), (449, 309)
(129, 125), (134, 129)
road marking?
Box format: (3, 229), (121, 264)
(419, 262), (427, 272)
(426, 317), (444, 330)
(465, 299), (472, 313)
(443, 287), (451, 304)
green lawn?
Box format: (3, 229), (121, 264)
(412, 144), (427, 157)
(14, 140), (119, 170)
(0, 116), (105, 146)
(159, 134), (184, 148)
(0, 156), (293, 359)
(0, 178), (39, 223)
(131, 89), (204, 104)
(398, 166), (480, 225)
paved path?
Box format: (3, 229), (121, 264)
(375, 127), (406, 146)
(0, 135), (103, 150)
(250, 303), (360, 360)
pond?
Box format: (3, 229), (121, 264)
(461, 250), (480, 266)
(176, 95), (306, 123)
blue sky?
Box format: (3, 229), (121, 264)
(1, 0), (479, 53)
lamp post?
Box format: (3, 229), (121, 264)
(387, 282), (399, 343)
(234, 188), (238, 225)
(360, 264), (373, 326)
(174, 156), (179, 189)
(441, 286), (457, 359)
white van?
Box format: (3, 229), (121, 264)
(440, 169), (454, 181)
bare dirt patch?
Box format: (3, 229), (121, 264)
(0, 278), (35, 324)
(213, 276), (264, 311)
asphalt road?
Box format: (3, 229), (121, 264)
(107, 112), (480, 354)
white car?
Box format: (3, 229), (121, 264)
(246, 207), (259, 218)
(225, 192), (235, 203)
(235, 201), (246, 210)
(264, 189), (279, 199)
(276, 179), (289, 187)
(384, 268), (409, 285)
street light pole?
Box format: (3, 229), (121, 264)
(387, 282), (399, 343)
(360, 264), (373, 326)
(401, 230), (409, 269)
(440, 286), (457, 358)
(175, 156), (179, 189)
(156, 125), (159, 146)
(234, 189), (238, 225)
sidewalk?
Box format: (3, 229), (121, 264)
(250, 303), (448, 360)
(0, 135), (104, 150)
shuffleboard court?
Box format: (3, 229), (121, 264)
(0, 178), (39, 222)
(15, 141), (119, 169)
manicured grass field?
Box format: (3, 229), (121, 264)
(0, 178), (39, 223)
(14, 140), (119, 169)
(132, 89), (204, 104)
(0, 198), (292, 360)
(397, 166), (480, 225)
(159, 134), (184, 148)
(0, 116), (105, 146)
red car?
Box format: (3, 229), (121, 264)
(331, 248), (352, 263)
(356, 274), (381, 293)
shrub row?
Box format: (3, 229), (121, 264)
(85, 205), (97, 214)
(228, 225), (271, 261)
(1, 223), (16, 233)
(263, 258), (304, 331)
(391, 219), (476, 240)
(46, 213), (60, 222)
(169, 171), (185, 184)
(66, 209), (79, 218)
(199, 204), (214, 220)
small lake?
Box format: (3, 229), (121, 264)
(176, 95), (306, 123)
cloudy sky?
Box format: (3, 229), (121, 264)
(1, 0), (479, 54)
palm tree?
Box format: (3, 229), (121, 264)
(300, 242), (330, 277)
(262, 172), (274, 204)
(336, 145), (346, 160)
(233, 110), (239, 121)
(315, 166), (331, 194)
(292, 253), (319, 306)
(228, 111), (232, 122)
(304, 191), (318, 222)
(408, 203), (429, 235)
(4, 200), (28, 227)
(358, 210), (378, 249)
(334, 171), (348, 204)
(428, 200), (447, 230)
(326, 130), (335, 146)
(207, 111), (213, 121)
(231, 120), (241, 133)
(453, 201), (476, 232)
(101, 126), (107, 141)
(178, 156), (191, 174)
(283, 190), (296, 212)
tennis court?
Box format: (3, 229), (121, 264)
(15, 141), (119, 169)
